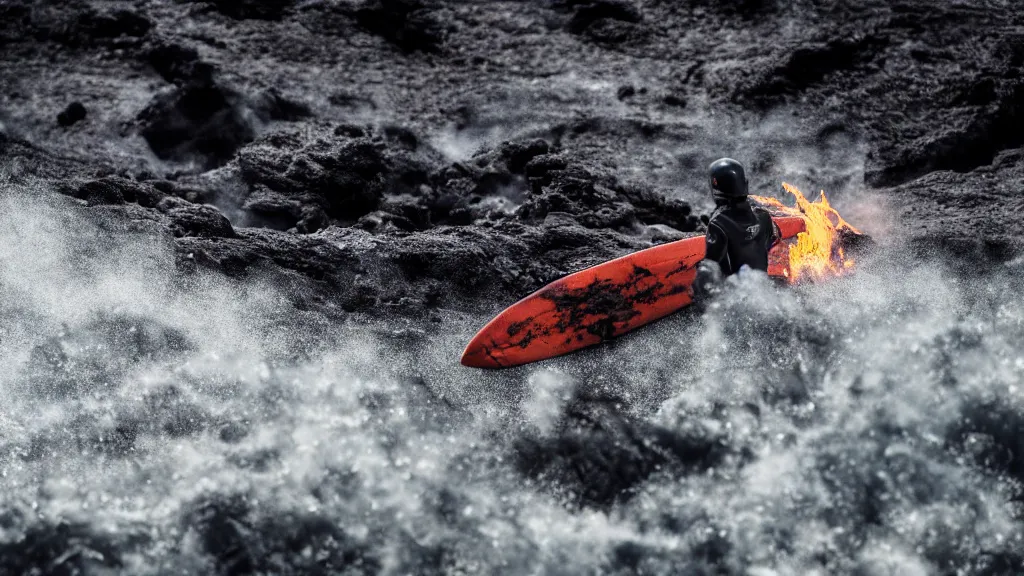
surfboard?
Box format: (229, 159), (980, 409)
(460, 216), (806, 368)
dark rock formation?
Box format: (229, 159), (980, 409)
(353, 0), (448, 53)
(159, 196), (238, 239)
(0, 518), (125, 575)
(137, 81), (256, 170)
(202, 0), (294, 20)
(21, 313), (193, 401)
(57, 102), (87, 127)
(183, 494), (379, 574)
(516, 396), (726, 509)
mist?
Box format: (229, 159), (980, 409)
(1, 163), (1022, 575)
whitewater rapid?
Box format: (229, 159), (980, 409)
(1, 176), (1022, 574)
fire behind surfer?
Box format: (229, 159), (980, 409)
(692, 158), (780, 301)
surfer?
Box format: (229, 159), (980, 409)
(692, 158), (780, 299)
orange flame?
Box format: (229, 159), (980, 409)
(752, 183), (860, 283)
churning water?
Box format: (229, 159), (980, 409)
(2, 176), (1023, 575)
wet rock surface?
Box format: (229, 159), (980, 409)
(57, 102), (87, 127)
(1, 0), (1024, 573)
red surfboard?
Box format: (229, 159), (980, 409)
(460, 216), (806, 368)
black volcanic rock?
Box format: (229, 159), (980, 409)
(158, 196), (238, 238)
(136, 74), (312, 170)
(80, 8), (152, 39)
(353, 0), (448, 53)
(145, 40), (215, 85)
(866, 81), (1024, 188)
(740, 35), (889, 104)
(517, 158), (679, 230)
(0, 518), (124, 575)
(236, 133), (387, 223)
(234, 126), (440, 228)
(500, 138), (550, 173)
(516, 396), (726, 509)
(56, 102), (87, 127)
(64, 176), (131, 206)
(183, 494), (379, 574)
(137, 81), (255, 169)
(0, 2), (151, 53)
(37, 5), (153, 48)
(0, 4), (31, 47)
(562, 0), (646, 44)
(159, 132), (701, 313)
(565, 0), (642, 33)
(884, 148), (1024, 264)
(62, 176), (167, 208)
(202, 0), (294, 20)
(241, 185), (308, 231)
(251, 88), (313, 122)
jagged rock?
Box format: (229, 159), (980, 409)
(515, 396), (727, 509)
(885, 148), (1024, 263)
(158, 197), (237, 238)
(64, 176), (127, 205)
(234, 126), (436, 227)
(37, 5), (153, 48)
(137, 81), (255, 169)
(353, 0), (448, 53)
(57, 101), (86, 127)
(182, 494), (380, 574)
(251, 88), (313, 122)
(237, 134), (386, 221)
(739, 35), (889, 104)
(202, 0), (293, 20)
(0, 518), (124, 574)
(145, 41), (214, 85)
(565, 0), (642, 34)
(61, 176), (167, 207)
(500, 139), (550, 173)
(136, 69), (312, 169)
(866, 81), (1024, 187)
(74, 8), (152, 40)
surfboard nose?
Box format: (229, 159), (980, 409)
(460, 336), (502, 368)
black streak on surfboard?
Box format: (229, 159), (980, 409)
(483, 260), (697, 358)
(542, 265), (668, 343)
(507, 317), (535, 337)
(666, 259), (694, 278)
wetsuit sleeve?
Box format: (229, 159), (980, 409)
(704, 222), (728, 268)
(756, 208), (780, 250)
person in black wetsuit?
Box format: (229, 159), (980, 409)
(692, 158), (780, 300)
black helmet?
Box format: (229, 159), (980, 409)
(709, 158), (748, 202)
